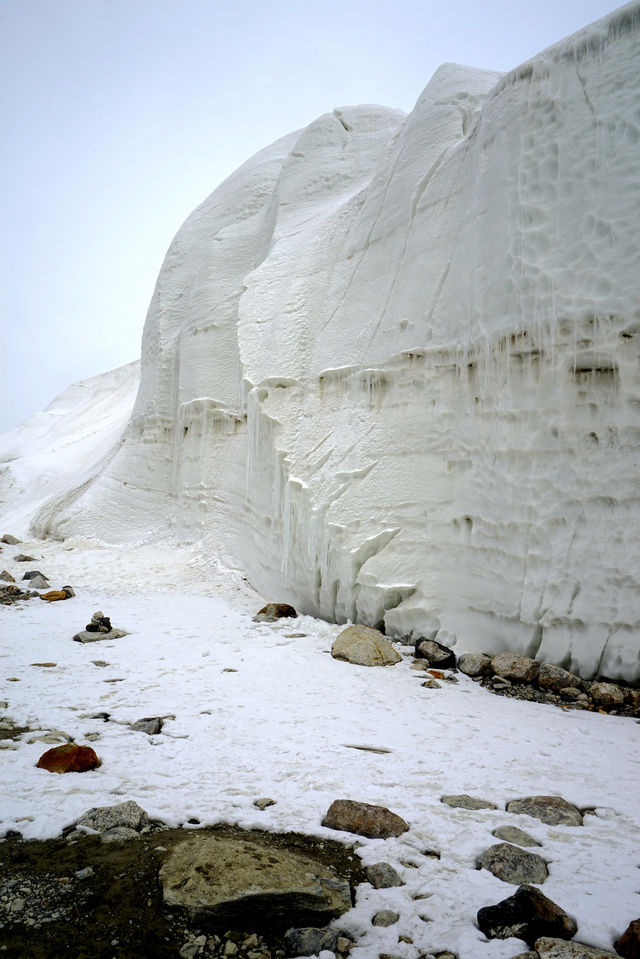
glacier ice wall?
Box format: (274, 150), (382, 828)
(34, 5), (640, 679)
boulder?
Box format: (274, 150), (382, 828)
(21, 569), (48, 581)
(537, 664), (583, 693)
(331, 625), (401, 667)
(0, 570), (15, 583)
(491, 652), (540, 683)
(160, 833), (352, 933)
(129, 717), (163, 735)
(255, 603), (298, 621)
(477, 884), (578, 946)
(27, 574), (51, 590)
(535, 938), (620, 957)
(506, 796), (583, 827)
(372, 910), (399, 926)
(366, 862), (404, 888)
(76, 800), (149, 833)
(13, 554), (36, 562)
(414, 638), (456, 669)
(479, 843), (548, 885)
(616, 918), (640, 958)
(1, 534), (21, 545)
(492, 826), (542, 848)
(458, 652), (492, 677)
(283, 927), (339, 956)
(322, 799), (409, 838)
(441, 794), (496, 811)
(590, 682), (624, 707)
(36, 743), (101, 773)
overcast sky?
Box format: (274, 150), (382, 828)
(0, 0), (622, 433)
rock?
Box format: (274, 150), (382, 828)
(255, 603), (298, 621)
(0, 570), (16, 582)
(492, 826), (542, 847)
(616, 918), (640, 958)
(1, 534), (21, 545)
(322, 799), (409, 838)
(28, 574), (51, 590)
(40, 590), (70, 602)
(62, 585), (76, 597)
(130, 717), (163, 735)
(479, 843), (548, 885)
(506, 796), (583, 827)
(73, 628), (128, 643)
(14, 554), (37, 562)
(560, 687), (588, 702)
(283, 927), (339, 956)
(422, 679), (442, 688)
(458, 652), (492, 677)
(76, 800), (149, 833)
(366, 862), (404, 888)
(372, 910), (400, 926)
(253, 797), (276, 810)
(590, 682), (624, 707)
(624, 689), (640, 710)
(538, 664), (583, 693)
(535, 937), (621, 957)
(491, 652), (540, 683)
(35, 743), (101, 773)
(414, 638), (456, 668)
(160, 833), (352, 932)
(477, 884), (578, 946)
(21, 569), (48, 581)
(331, 625), (401, 667)
(440, 794), (496, 810)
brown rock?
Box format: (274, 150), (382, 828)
(36, 743), (101, 773)
(491, 652), (540, 683)
(538, 664), (581, 692)
(256, 603), (297, 619)
(616, 918), (640, 958)
(0, 570), (15, 583)
(458, 652), (492, 676)
(590, 682), (624, 707)
(477, 884), (578, 946)
(535, 937), (620, 957)
(39, 590), (70, 602)
(322, 799), (409, 838)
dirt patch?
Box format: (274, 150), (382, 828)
(0, 825), (365, 959)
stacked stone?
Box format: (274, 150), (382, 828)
(85, 611), (113, 633)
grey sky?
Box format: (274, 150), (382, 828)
(0, 0), (622, 433)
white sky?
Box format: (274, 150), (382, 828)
(0, 0), (623, 433)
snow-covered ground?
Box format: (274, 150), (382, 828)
(1, 534), (638, 959)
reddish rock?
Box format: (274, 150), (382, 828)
(617, 918), (640, 958)
(322, 799), (409, 838)
(39, 590), (70, 602)
(36, 744), (101, 773)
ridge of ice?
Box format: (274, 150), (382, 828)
(4, 4), (640, 679)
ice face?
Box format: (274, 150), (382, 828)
(20, 4), (640, 679)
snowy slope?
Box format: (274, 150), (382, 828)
(3, 4), (640, 679)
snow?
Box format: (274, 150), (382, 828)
(1, 7), (640, 952)
(1, 534), (639, 959)
(4, 4), (637, 680)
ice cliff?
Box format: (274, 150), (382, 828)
(16, 4), (640, 678)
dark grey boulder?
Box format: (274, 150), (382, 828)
(506, 796), (583, 827)
(366, 862), (404, 889)
(283, 927), (339, 956)
(479, 843), (548, 885)
(477, 884), (577, 946)
(414, 638), (456, 669)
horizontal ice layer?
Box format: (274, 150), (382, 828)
(15, 3), (640, 679)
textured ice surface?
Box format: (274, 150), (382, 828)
(5, 4), (640, 678)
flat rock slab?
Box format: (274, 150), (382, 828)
(492, 826), (542, 847)
(73, 628), (129, 643)
(507, 796), (583, 827)
(76, 800), (149, 833)
(331, 625), (401, 667)
(160, 832), (353, 932)
(441, 794), (496, 810)
(535, 938), (621, 957)
(322, 799), (409, 838)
